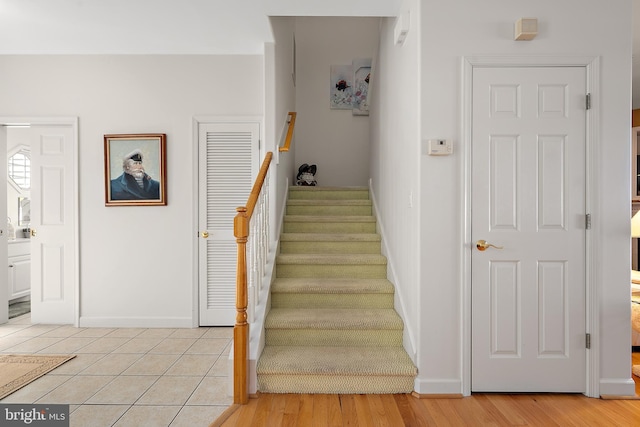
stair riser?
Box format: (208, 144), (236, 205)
(277, 265), (387, 279)
(257, 375), (415, 394)
(265, 329), (402, 347)
(287, 205), (372, 216)
(289, 190), (369, 200)
(280, 241), (381, 254)
(271, 293), (393, 309)
(283, 222), (376, 233)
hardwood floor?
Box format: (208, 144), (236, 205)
(212, 391), (640, 426)
(211, 353), (640, 426)
(633, 350), (640, 396)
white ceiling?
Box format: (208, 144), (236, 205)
(0, 0), (401, 55)
(0, 0), (273, 54)
(1, 0), (637, 107)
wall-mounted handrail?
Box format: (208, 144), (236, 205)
(278, 112), (297, 152)
(233, 151), (273, 405)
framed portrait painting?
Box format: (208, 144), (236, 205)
(104, 133), (167, 206)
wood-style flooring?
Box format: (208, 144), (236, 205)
(213, 392), (640, 426)
(633, 350), (640, 396)
(212, 356), (640, 427)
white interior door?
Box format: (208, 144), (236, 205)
(471, 67), (587, 392)
(30, 124), (76, 325)
(198, 122), (259, 326)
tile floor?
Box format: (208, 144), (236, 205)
(0, 313), (233, 426)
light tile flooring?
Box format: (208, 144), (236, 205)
(0, 313), (233, 426)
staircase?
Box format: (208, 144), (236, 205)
(256, 186), (417, 394)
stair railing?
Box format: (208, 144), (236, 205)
(278, 112), (296, 152)
(233, 151), (273, 405)
(233, 111), (296, 405)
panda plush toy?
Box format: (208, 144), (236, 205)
(296, 163), (317, 186)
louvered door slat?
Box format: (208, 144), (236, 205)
(199, 121), (259, 325)
(207, 131), (253, 229)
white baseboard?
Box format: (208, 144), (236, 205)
(78, 316), (194, 328)
(599, 378), (637, 397)
(368, 181), (417, 362)
(228, 341), (259, 395)
(414, 378), (462, 395)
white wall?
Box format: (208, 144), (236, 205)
(265, 0), (401, 17)
(369, 0), (421, 366)
(420, 0), (632, 396)
(267, 17), (297, 225)
(373, 0), (634, 396)
(294, 17), (380, 187)
(0, 55), (263, 327)
(632, 0), (640, 108)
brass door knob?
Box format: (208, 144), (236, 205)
(201, 231), (209, 239)
(476, 239), (503, 251)
(30, 228), (37, 237)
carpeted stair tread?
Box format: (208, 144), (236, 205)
(288, 186), (370, 200)
(287, 199), (372, 207)
(280, 233), (381, 242)
(257, 346), (417, 377)
(276, 253), (387, 265)
(271, 278), (394, 294)
(290, 186), (369, 191)
(279, 232), (381, 254)
(265, 308), (404, 330)
(284, 215), (376, 223)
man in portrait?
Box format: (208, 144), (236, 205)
(110, 149), (160, 200)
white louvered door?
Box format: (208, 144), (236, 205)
(198, 122), (259, 326)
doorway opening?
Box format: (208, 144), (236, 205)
(6, 127), (32, 319)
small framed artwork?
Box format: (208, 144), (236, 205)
(330, 64), (353, 110)
(104, 133), (167, 206)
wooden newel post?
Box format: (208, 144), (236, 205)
(234, 206), (249, 404)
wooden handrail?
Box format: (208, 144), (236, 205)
(233, 151), (273, 405)
(278, 112), (297, 152)
(245, 152), (274, 218)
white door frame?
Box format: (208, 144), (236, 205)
(461, 57), (600, 397)
(0, 116), (79, 326)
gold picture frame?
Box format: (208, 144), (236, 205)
(104, 133), (167, 206)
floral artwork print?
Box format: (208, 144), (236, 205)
(330, 65), (353, 110)
(352, 58), (371, 116)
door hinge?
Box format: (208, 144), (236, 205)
(585, 214), (591, 230)
(586, 93), (591, 110)
(586, 333), (591, 349)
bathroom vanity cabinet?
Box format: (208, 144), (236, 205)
(8, 239), (30, 301)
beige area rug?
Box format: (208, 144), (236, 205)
(0, 354), (76, 400)
(633, 365), (640, 378)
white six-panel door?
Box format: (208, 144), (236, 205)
(198, 122), (259, 326)
(30, 124), (77, 325)
(471, 67), (587, 392)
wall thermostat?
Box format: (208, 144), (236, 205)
(427, 139), (453, 156)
